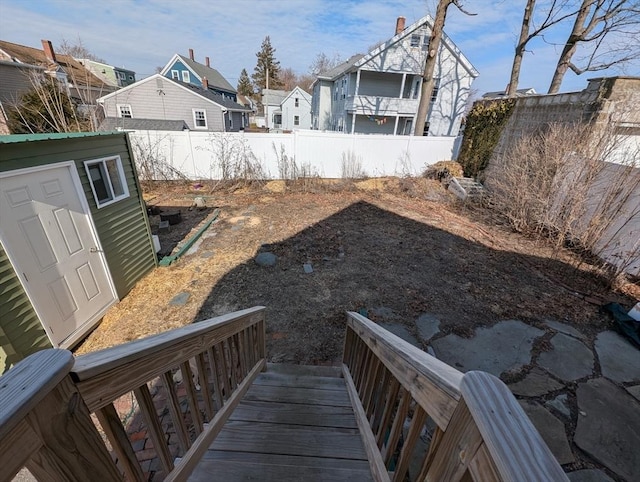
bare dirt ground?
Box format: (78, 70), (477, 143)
(75, 178), (639, 364)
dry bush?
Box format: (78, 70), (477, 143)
(132, 135), (189, 182)
(341, 150), (366, 179)
(487, 120), (640, 279)
(201, 134), (266, 186)
(423, 160), (464, 180)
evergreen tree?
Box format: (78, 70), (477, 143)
(237, 68), (254, 96)
(251, 36), (282, 91)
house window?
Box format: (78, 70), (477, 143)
(182, 70), (190, 83)
(128, 75), (134, 81)
(193, 109), (207, 128)
(117, 104), (132, 118)
(422, 36), (429, 51)
(84, 156), (129, 208)
(294, 115), (300, 126)
(171, 70), (179, 80)
(228, 112), (233, 129)
(295, 97), (299, 107)
(431, 78), (441, 102)
(116, 71), (126, 80)
(410, 34), (420, 47)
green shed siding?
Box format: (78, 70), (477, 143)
(0, 243), (51, 374)
(0, 133), (156, 370)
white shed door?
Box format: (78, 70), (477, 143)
(0, 164), (116, 347)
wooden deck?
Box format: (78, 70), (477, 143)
(188, 363), (373, 481)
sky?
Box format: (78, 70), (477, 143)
(1, 0), (638, 97)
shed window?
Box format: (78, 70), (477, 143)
(193, 109), (207, 128)
(117, 104), (132, 118)
(84, 156), (129, 208)
(182, 71), (191, 83)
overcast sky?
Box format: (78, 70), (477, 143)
(1, 0), (638, 96)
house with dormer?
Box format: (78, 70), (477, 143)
(311, 16), (478, 136)
(160, 50), (237, 101)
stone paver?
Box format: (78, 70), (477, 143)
(538, 333), (594, 382)
(379, 322), (419, 347)
(509, 367), (563, 397)
(627, 385), (640, 402)
(545, 393), (571, 419)
(567, 469), (614, 482)
(575, 378), (640, 481)
(254, 252), (277, 267)
(169, 292), (190, 306)
(595, 331), (640, 383)
(519, 400), (574, 465)
(431, 320), (543, 376)
(415, 313), (440, 342)
(544, 319), (586, 340)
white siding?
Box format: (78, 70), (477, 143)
(280, 88), (312, 130)
(100, 77), (225, 131)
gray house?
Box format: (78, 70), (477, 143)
(311, 16), (478, 136)
(0, 132), (157, 373)
(260, 87), (312, 130)
(97, 74), (251, 132)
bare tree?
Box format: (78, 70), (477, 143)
(280, 67), (299, 91)
(414, 0), (475, 136)
(507, 0), (575, 96)
(548, 0), (640, 93)
(309, 52), (342, 76)
(59, 36), (104, 62)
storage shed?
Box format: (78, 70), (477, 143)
(0, 132), (157, 373)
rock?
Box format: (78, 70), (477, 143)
(509, 367), (563, 397)
(537, 333), (594, 382)
(169, 292), (190, 306)
(566, 469), (615, 482)
(545, 393), (571, 419)
(595, 331), (640, 383)
(626, 385), (640, 402)
(544, 319), (586, 340)
(378, 323), (420, 348)
(415, 313), (440, 342)
(303, 263), (313, 274)
(264, 180), (286, 193)
(431, 320), (543, 376)
(369, 306), (397, 321)
(255, 252), (277, 267)
(575, 378), (640, 481)
(519, 400), (574, 465)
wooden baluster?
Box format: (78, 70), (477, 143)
(180, 361), (203, 436)
(416, 425), (444, 482)
(342, 327), (355, 369)
(195, 353), (214, 421)
(376, 377), (401, 447)
(352, 338), (366, 389)
(257, 318), (266, 364)
(356, 348), (372, 396)
(215, 342), (233, 397)
(160, 371), (190, 453)
(383, 387), (411, 467)
(392, 404), (428, 482)
(96, 403), (146, 482)
(133, 383), (174, 474)
(235, 332), (247, 378)
(207, 347), (224, 410)
(363, 358), (383, 418)
(370, 367), (391, 432)
(225, 338), (239, 390)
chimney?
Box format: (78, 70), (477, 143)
(205, 56), (210, 68)
(202, 76), (209, 90)
(41, 39), (57, 63)
(189, 48), (194, 60)
(395, 16), (406, 35)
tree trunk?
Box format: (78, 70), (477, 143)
(548, 0), (594, 94)
(507, 0), (536, 96)
(414, 0), (452, 136)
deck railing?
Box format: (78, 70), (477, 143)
(342, 311), (569, 482)
(0, 306), (266, 482)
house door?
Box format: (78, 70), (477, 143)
(0, 163), (117, 347)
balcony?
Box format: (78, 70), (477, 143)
(345, 95), (419, 116)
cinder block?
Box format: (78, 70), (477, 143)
(159, 220), (170, 233)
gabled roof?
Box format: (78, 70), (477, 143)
(97, 74), (251, 112)
(281, 86), (312, 105)
(160, 54), (236, 94)
(262, 89), (288, 106)
(0, 40), (110, 89)
(99, 117), (187, 131)
(317, 15), (478, 81)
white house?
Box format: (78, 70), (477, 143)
(311, 16), (478, 136)
(259, 87), (312, 130)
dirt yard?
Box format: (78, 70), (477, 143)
(75, 178), (639, 364)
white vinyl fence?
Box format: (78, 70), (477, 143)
(128, 129), (462, 180)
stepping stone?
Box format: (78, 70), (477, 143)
(369, 306), (397, 321)
(627, 385), (640, 402)
(415, 313), (440, 342)
(519, 400), (574, 465)
(538, 333), (594, 382)
(431, 320), (543, 376)
(509, 367), (563, 397)
(575, 378), (640, 481)
(255, 252), (277, 267)
(303, 263), (313, 274)
(378, 323), (420, 348)
(545, 393), (571, 419)
(595, 331), (640, 383)
(567, 469), (614, 482)
(169, 292), (190, 306)
(544, 319), (585, 340)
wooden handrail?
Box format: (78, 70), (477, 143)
(343, 311), (569, 482)
(0, 307), (267, 482)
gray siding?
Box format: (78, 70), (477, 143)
(281, 88), (312, 130)
(101, 77), (225, 131)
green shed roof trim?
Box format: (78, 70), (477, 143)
(0, 132), (123, 144)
